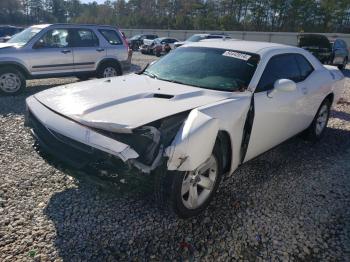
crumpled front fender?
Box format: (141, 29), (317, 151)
(165, 109), (219, 171)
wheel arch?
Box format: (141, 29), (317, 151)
(324, 92), (334, 106)
(217, 130), (232, 174)
(0, 61), (30, 78)
(96, 58), (122, 74)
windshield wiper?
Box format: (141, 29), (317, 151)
(143, 70), (158, 79)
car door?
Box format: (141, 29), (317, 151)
(244, 53), (308, 162)
(98, 28), (128, 62)
(70, 28), (104, 73)
(29, 28), (74, 75)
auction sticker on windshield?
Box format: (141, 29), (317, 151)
(223, 51), (251, 61)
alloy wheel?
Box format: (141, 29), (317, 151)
(103, 67), (117, 78)
(181, 155), (218, 209)
(315, 104), (329, 136)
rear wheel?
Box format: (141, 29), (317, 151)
(0, 67), (26, 95)
(97, 62), (122, 78)
(302, 98), (331, 142)
(155, 144), (223, 218)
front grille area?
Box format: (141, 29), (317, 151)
(27, 110), (109, 169)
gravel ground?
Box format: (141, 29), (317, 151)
(0, 52), (350, 261)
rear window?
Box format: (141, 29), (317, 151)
(98, 29), (122, 45)
(73, 29), (99, 47)
(295, 54), (314, 81)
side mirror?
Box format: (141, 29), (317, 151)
(268, 79), (296, 98)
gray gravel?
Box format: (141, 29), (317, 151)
(1, 52), (350, 261)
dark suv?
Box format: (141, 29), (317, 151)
(128, 34), (158, 51)
(298, 34), (332, 64)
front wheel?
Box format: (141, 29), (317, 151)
(302, 99), (331, 142)
(155, 144), (223, 218)
(0, 67), (26, 95)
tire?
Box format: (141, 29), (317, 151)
(132, 43), (139, 51)
(338, 57), (348, 70)
(96, 62), (122, 78)
(76, 75), (90, 81)
(154, 143), (223, 218)
(302, 98), (331, 142)
(0, 67), (26, 95)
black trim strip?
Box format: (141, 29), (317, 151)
(32, 62), (94, 69)
(240, 95), (255, 163)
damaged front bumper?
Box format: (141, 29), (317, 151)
(25, 96), (183, 174)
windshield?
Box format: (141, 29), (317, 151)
(8, 27), (43, 45)
(144, 47), (260, 92)
(186, 35), (206, 42)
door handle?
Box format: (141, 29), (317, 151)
(96, 48), (105, 52)
(61, 49), (71, 54)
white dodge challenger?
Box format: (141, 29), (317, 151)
(26, 40), (345, 218)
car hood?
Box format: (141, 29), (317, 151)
(33, 74), (233, 132)
(0, 42), (21, 50)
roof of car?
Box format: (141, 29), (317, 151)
(187, 40), (292, 54)
(33, 23), (119, 29)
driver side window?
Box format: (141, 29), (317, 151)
(35, 29), (70, 49)
(256, 54), (300, 92)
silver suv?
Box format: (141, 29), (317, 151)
(0, 24), (132, 95)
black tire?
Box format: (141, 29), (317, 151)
(301, 98), (331, 142)
(132, 43), (139, 51)
(76, 75), (90, 81)
(154, 143), (223, 218)
(338, 57), (348, 70)
(96, 61), (122, 78)
(0, 67), (26, 95)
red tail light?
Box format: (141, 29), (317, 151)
(118, 28), (129, 50)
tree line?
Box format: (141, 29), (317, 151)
(1, 0), (350, 33)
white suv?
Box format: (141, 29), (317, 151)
(0, 24), (131, 95)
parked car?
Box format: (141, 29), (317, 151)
(0, 24), (131, 95)
(128, 34), (158, 51)
(0, 26), (23, 43)
(26, 40), (345, 218)
(329, 38), (349, 70)
(140, 37), (178, 56)
(174, 33), (231, 48)
(298, 34), (332, 64)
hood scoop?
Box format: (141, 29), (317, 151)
(152, 93), (174, 99)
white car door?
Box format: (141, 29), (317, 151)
(243, 53), (310, 162)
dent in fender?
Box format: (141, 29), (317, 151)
(165, 109), (219, 171)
